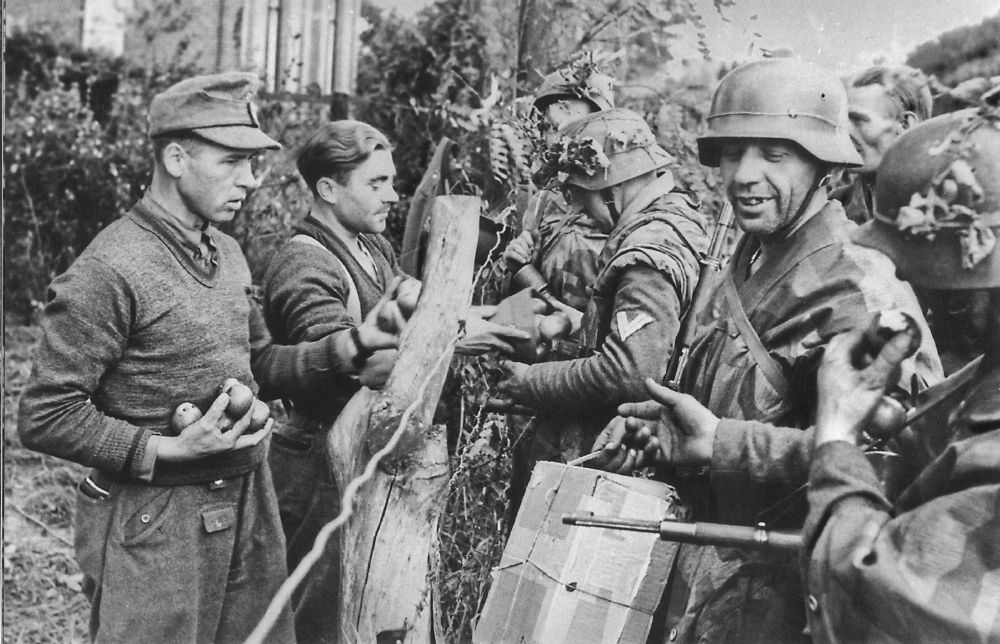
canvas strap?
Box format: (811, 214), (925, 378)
(290, 234), (363, 323)
(720, 268), (790, 399)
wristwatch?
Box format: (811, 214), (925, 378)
(350, 326), (375, 369)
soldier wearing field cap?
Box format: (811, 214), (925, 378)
(18, 72), (302, 642)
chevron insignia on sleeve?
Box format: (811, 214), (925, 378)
(616, 311), (654, 341)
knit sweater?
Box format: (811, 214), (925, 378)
(19, 197), (261, 479)
(262, 214), (401, 424)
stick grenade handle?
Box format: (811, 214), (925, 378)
(483, 398), (538, 416)
(665, 201), (735, 389)
(562, 515), (802, 554)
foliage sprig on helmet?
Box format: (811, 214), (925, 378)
(532, 53), (616, 114)
(535, 108), (674, 191)
(856, 91), (1000, 289)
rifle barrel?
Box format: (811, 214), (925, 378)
(563, 515), (802, 554)
(664, 201), (736, 388)
(705, 200), (736, 261)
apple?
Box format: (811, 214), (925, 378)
(221, 378), (254, 419)
(396, 279), (421, 318)
(247, 399), (271, 433)
(538, 311), (572, 341)
(170, 402), (203, 432)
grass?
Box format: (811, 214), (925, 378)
(4, 320), (90, 643)
(2, 319), (513, 643)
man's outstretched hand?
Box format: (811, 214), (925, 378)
(589, 414), (660, 474)
(591, 378), (720, 473)
(455, 305), (532, 356)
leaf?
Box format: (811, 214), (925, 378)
(57, 572), (83, 592)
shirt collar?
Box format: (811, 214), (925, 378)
(141, 194), (219, 268)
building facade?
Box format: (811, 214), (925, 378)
(6, 0), (353, 94)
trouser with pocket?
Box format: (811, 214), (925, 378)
(267, 411), (342, 643)
(74, 463), (294, 644)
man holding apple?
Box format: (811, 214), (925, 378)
(260, 119), (526, 642)
(16, 73), (371, 643)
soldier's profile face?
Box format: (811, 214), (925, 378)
(718, 139), (822, 238)
(325, 148), (398, 235)
(847, 84), (904, 175)
(176, 141), (260, 225)
(564, 183), (615, 230)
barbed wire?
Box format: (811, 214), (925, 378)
(245, 335), (460, 644)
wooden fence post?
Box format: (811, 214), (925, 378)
(326, 195), (481, 642)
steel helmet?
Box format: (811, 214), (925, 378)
(697, 58), (863, 167)
(543, 108), (674, 191)
(533, 67), (615, 113)
(853, 106), (1000, 289)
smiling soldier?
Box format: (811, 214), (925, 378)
(594, 59), (943, 643)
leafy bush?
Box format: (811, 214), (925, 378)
(2, 30), (204, 316)
(907, 12), (1000, 86)
(4, 79), (153, 314)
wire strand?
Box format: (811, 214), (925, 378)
(245, 336), (460, 644)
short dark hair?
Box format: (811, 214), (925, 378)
(151, 132), (210, 166)
(296, 121), (391, 195)
(852, 66), (932, 122)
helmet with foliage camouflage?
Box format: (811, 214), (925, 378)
(854, 103), (1000, 289)
(533, 67), (615, 113)
(541, 108), (674, 191)
(697, 58), (862, 167)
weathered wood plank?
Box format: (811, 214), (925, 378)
(327, 195), (480, 642)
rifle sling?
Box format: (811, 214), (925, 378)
(720, 268), (790, 400)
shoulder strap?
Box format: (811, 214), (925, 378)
(289, 234), (362, 323)
(720, 267), (790, 398)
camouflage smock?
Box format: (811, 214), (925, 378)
(803, 362), (1000, 643)
(666, 200), (943, 644)
(507, 182), (708, 464)
(533, 189), (608, 312)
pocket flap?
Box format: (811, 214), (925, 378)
(202, 507), (236, 534)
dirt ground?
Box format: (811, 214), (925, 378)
(4, 320), (90, 643)
(1, 318), (505, 643)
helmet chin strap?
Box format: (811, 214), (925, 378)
(779, 169), (832, 237)
(601, 187), (621, 223)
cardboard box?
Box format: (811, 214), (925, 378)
(474, 462), (680, 643)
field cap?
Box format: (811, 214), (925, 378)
(148, 71), (281, 151)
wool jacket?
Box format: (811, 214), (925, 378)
(19, 196), (346, 482)
(16, 193), (299, 641)
(262, 213), (401, 425)
(18, 196), (260, 479)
